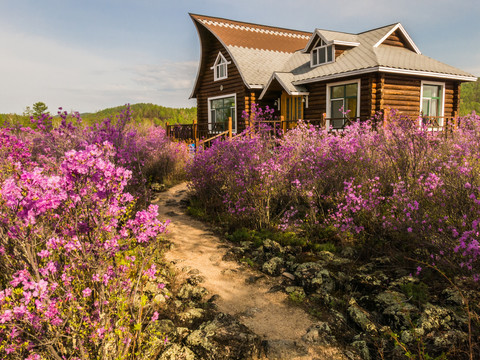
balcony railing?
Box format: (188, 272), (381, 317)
(166, 113), (459, 151)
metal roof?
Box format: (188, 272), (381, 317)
(190, 14), (477, 96)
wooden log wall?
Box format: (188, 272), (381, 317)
(193, 24), (249, 132)
(381, 30), (408, 49)
(303, 74), (375, 120)
(303, 73), (461, 121)
(372, 74), (461, 117)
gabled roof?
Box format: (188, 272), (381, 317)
(190, 14), (477, 98)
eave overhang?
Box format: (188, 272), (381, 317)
(374, 23), (421, 54)
(293, 66), (477, 86)
(189, 14), (257, 99)
(259, 72), (309, 100)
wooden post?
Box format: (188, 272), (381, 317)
(193, 119), (198, 149)
(281, 115), (286, 133)
(245, 96), (250, 128)
(383, 107), (389, 128)
(166, 122), (170, 138)
(228, 117), (232, 138)
(322, 113), (327, 129)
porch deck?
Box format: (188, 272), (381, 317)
(166, 114), (459, 147)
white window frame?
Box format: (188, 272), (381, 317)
(210, 52), (230, 81)
(311, 38), (335, 68)
(207, 93), (237, 133)
(326, 79), (361, 130)
(420, 80), (445, 127)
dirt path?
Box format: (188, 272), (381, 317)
(154, 183), (350, 360)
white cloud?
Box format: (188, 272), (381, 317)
(0, 28), (197, 114)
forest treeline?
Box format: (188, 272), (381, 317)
(460, 78), (480, 115)
(0, 103), (197, 128)
(1, 82), (479, 128)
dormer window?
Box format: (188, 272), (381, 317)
(311, 39), (334, 67)
(211, 52), (230, 81)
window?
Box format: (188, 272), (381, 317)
(421, 82), (445, 126)
(208, 94), (236, 133)
(326, 80), (360, 129)
(211, 52), (229, 81)
(311, 38), (334, 67)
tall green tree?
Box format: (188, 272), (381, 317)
(32, 102), (49, 117)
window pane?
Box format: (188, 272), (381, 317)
(346, 84), (357, 97)
(331, 99), (344, 119)
(327, 45), (333, 62)
(430, 99), (438, 116)
(346, 98), (357, 118)
(312, 49), (318, 65)
(423, 85), (440, 98)
(212, 99), (222, 109)
(422, 99), (430, 116)
(319, 47), (326, 64)
(331, 85), (344, 99)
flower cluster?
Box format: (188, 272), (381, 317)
(0, 106), (185, 359)
(188, 107), (480, 282)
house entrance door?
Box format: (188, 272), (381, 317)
(280, 93), (303, 122)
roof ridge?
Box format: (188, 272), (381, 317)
(189, 13), (311, 35)
(315, 28), (357, 36)
(357, 22), (400, 35)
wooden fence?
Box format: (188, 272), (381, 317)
(166, 112), (459, 149)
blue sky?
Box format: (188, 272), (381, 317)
(0, 0), (478, 114)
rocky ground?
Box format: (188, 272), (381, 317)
(150, 183), (478, 360)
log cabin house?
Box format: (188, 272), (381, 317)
(185, 13), (476, 138)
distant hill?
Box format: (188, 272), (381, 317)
(0, 103), (197, 128)
(81, 103), (197, 126)
(460, 79), (480, 115)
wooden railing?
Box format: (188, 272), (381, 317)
(166, 113), (459, 151)
(166, 117), (233, 149)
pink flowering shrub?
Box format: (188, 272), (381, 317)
(15, 105), (189, 202)
(0, 139), (170, 358)
(188, 107), (480, 281)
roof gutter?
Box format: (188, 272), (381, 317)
(294, 66), (477, 85)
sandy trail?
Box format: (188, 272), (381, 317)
(154, 182), (349, 360)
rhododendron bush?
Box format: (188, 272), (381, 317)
(187, 109), (480, 281)
(0, 107), (187, 359)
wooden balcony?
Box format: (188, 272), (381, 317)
(166, 114), (458, 149)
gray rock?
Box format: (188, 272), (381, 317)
(316, 250), (335, 262)
(186, 313), (261, 359)
(351, 340), (370, 360)
(400, 328), (424, 344)
(142, 320), (181, 359)
(177, 284), (208, 301)
(347, 298), (377, 334)
(158, 344), (196, 360)
(389, 275), (418, 289)
(263, 239), (284, 256)
(341, 246), (357, 258)
(442, 288), (464, 307)
(302, 322), (335, 345)
(151, 183), (166, 192)
(187, 275), (205, 286)
(312, 269), (336, 293)
(418, 303), (457, 332)
(433, 329), (468, 348)
(329, 257), (353, 267)
(375, 291), (417, 329)
(176, 327), (190, 340)
(281, 271), (295, 280)
(262, 257), (284, 276)
(354, 271), (389, 289)
(178, 308), (206, 326)
(285, 286), (305, 295)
